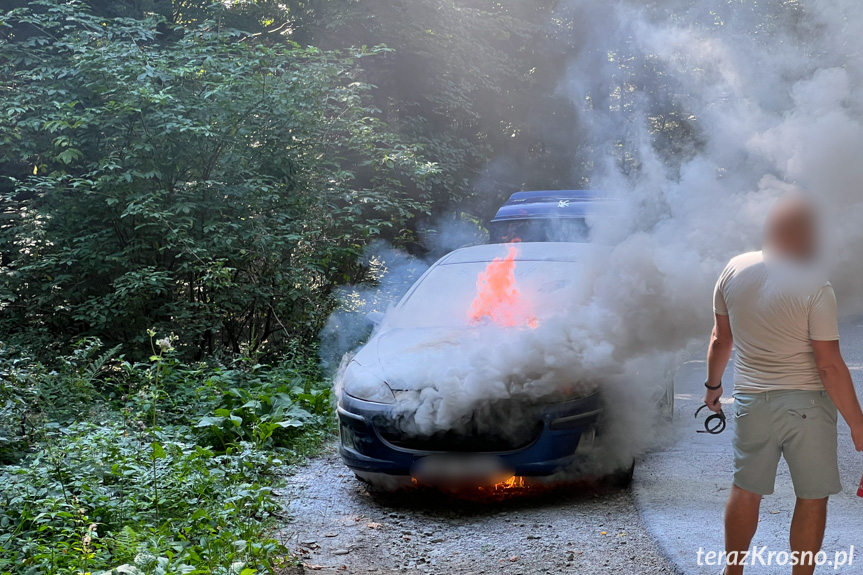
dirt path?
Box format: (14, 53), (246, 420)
(277, 445), (678, 575)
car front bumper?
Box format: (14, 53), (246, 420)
(337, 391), (603, 478)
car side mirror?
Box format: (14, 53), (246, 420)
(365, 311), (385, 328)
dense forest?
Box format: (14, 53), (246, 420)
(0, 1), (803, 574)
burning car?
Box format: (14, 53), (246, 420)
(337, 241), (650, 490)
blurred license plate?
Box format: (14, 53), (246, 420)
(411, 454), (512, 485)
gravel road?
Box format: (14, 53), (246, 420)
(277, 445), (678, 575)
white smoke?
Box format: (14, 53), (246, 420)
(318, 241), (429, 373)
(574, 0), (863, 324)
(319, 218), (486, 371)
(551, 0), (863, 468)
(327, 0), (863, 480)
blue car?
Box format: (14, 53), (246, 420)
(337, 241), (642, 489)
(489, 190), (617, 244)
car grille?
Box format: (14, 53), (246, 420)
(374, 400), (545, 453)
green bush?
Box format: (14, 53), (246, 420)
(0, 0), (436, 359)
(0, 338), (120, 462)
(0, 422), (289, 575)
(194, 377), (331, 451)
(0, 336), (333, 575)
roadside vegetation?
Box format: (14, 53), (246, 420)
(0, 334), (333, 574)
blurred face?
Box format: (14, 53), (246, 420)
(765, 197), (817, 261)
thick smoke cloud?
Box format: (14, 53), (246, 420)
(319, 218), (487, 371)
(575, 0), (863, 326)
(325, 0), (863, 478)
(318, 242), (429, 373)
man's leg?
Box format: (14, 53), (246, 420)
(789, 497), (828, 575)
(725, 484), (763, 575)
(780, 392), (841, 575)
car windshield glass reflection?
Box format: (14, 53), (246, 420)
(387, 261), (580, 328)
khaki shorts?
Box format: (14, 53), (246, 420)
(733, 389), (842, 500)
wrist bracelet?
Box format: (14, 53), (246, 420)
(704, 381), (722, 391)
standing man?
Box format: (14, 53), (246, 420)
(705, 195), (863, 575)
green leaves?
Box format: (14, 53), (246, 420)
(0, 343), (322, 575)
(0, 1), (434, 358)
(55, 147), (82, 164)
(194, 378), (330, 450)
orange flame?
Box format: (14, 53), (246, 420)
(495, 476), (527, 489)
(475, 475), (542, 498)
(411, 474), (546, 500)
(469, 244), (537, 328)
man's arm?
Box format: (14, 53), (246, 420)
(705, 313), (734, 412)
(811, 339), (863, 451)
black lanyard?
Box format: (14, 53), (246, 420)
(695, 403), (727, 434)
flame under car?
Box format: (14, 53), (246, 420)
(337, 242), (638, 490)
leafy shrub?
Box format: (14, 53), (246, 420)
(0, 0), (436, 359)
(0, 336), (333, 575)
(0, 338), (119, 461)
(0, 422), (289, 575)
(194, 367), (332, 451)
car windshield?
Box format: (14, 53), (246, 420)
(388, 260), (583, 328)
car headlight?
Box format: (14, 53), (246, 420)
(341, 360), (395, 404)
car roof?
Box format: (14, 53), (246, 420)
(438, 242), (600, 265)
(491, 190), (617, 222)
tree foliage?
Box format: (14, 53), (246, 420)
(0, 1), (435, 357)
(1, 1), (807, 360)
(291, 0), (585, 215)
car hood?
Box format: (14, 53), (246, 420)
(358, 327), (482, 391)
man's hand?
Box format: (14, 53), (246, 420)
(851, 423), (863, 452)
(704, 385), (723, 413)
(812, 339), (863, 452)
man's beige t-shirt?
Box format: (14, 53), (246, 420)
(713, 251), (839, 393)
